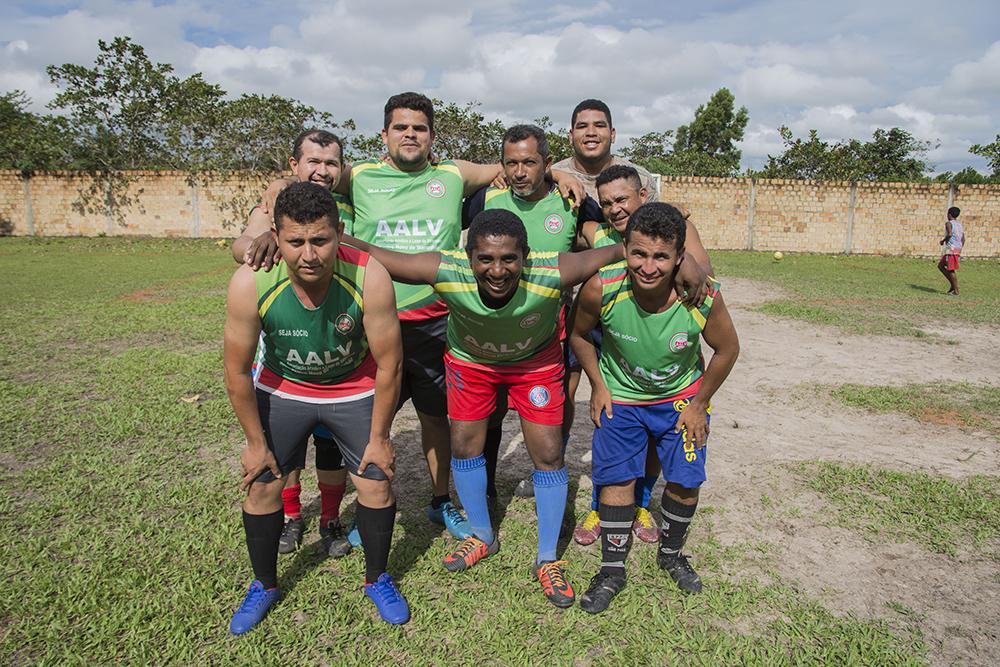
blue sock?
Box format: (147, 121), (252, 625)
(533, 467), (568, 564)
(451, 456), (493, 545)
(635, 474), (658, 508)
(591, 484), (600, 511)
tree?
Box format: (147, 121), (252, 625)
(669, 88), (748, 177)
(620, 130), (674, 175)
(0, 90), (71, 171)
(934, 167), (991, 184)
(533, 115), (572, 163)
(46, 36), (227, 222)
(758, 126), (931, 181)
(970, 134), (1000, 179)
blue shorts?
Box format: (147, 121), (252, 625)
(591, 398), (708, 489)
(565, 324), (603, 370)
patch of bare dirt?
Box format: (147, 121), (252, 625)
(120, 289), (175, 304)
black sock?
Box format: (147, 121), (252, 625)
(356, 502), (396, 583)
(431, 494), (451, 510)
(659, 492), (697, 558)
(599, 502), (634, 576)
(483, 426), (502, 498)
(243, 509), (284, 589)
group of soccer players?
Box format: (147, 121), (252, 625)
(222, 92), (740, 633)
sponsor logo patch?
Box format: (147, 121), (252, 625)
(519, 313), (541, 329)
(426, 178), (446, 198)
(669, 332), (690, 352)
(335, 313), (356, 334)
(528, 385), (551, 407)
(543, 213), (564, 234)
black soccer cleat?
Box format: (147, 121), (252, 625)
(277, 517), (303, 554)
(657, 552), (703, 594)
(579, 570), (627, 614)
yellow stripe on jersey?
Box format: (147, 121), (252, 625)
(332, 273), (364, 309)
(351, 161), (384, 175)
(432, 162), (462, 179)
(484, 188), (510, 204)
(434, 281), (479, 293)
(520, 279), (561, 300)
(258, 280), (293, 318)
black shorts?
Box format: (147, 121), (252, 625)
(254, 389), (387, 483)
(398, 315), (448, 417)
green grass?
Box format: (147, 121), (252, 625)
(0, 238), (930, 664)
(830, 382), (1000, 440)
(794, 461), (1000, 559)
(713, 251), (1000, 337)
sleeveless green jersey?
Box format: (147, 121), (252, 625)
(592, 222), (622, 248)
(334, 193), (354, 230)
(597, 261), (720, 403)
(350, 159), (465, 320)
(434, 249), (563, 364)
(254, 245), (372, 397)
(483, 186), (578, 253)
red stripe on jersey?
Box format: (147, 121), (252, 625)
(399, 298), (450, 321)
(256, 353), (376, 401)
(444, 337), (563, 374)
(611, 375), (704, 406)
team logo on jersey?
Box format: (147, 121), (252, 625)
(519, 313), (541, 329)
(543, 214), (564, 234)
(528, 385), (551, 407)
(669, 332), (690, 352)
(426, 178), (446, 198)
(335, 313), (356, 334)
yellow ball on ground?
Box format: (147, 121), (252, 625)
(773, 251), (784, 261)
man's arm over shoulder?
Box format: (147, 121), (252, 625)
(573, 195), (604, 250)
(343, 235), (441, 286)
(558, 244), (623, 289)
(231, 176), (293, 268)
(223, 266), (265, 443)
(455, 160), (503, 197)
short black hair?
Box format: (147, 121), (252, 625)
(273, 181), (340, 230)
(948, 206), (961, 219)
(624, 202), (686, 251)
(292, 129), (344, 162)
(384, 92), (435, 132)
(571, 99), (612, 128)
(502, 124), (550, 160)
(465, 209), (529, 257)
(596, 164), (642, 192)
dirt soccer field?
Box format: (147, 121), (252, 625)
(1, 239), (997, 665)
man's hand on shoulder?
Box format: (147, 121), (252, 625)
(551, 170), (585, 211)
(262, 177), (296, 215)
(244, 231), (280, 271)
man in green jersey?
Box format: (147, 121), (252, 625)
(572, 164), (717, 547)
(569, 203), (739, 614)
(463, 124), (603, 508)
(334, 93), (584, 541)
(224, 182), (409, 631)
(345, 209), (623, 608)
(231, 129), (355, 558)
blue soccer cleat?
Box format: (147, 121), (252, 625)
(229, 580), (280, 635)
(427, 501), (472, 539)
(363, 573), (410, 625)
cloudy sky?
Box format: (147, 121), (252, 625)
(3, 0), (998, 173)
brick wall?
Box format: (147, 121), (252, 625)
(1, 170), (997, 257)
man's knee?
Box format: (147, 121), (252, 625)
(664, 482), (699, 505)
(244, 478), (284, 513)
(354, 477), (394, 508)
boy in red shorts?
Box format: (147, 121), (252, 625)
(938, 206), (965, 296)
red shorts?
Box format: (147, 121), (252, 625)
(444, 342), (565, 425)
(942, 254), (960, 271)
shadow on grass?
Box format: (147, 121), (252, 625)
(908, 283), (942, 294)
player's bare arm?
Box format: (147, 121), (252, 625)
(342, 235), (442, 286)
(557, 243), (624, 289)
(231, 177), (294, 270)
(223, 265), (281, 490)
(671, 221), (714, 308)
(455, 159), (503, 197)
(568, 274), (612, 427)
(357, 258), (403, 480)
(675, 292), (740, 447)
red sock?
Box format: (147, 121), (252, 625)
(319, 481), (346, 528)
(281, 484), (302, 519)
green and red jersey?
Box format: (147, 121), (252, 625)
(433, 249), (564, 368)
(597, 261), (720, 404)
(253, 245), (375, 402)
(349, 159), (465, 321)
